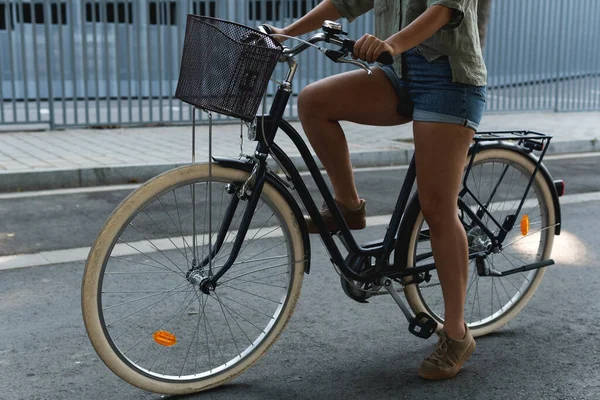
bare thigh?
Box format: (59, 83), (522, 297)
(298, 67), (412, 126)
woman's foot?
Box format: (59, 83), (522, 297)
(418, 325), (476, 380)
(304, 199), (367, 233)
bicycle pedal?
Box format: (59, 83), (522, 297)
(408, 312), (437, 339)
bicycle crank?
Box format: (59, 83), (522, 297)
(381, 277), (437, 339)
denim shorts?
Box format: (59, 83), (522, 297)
(380, 48), (486, 131)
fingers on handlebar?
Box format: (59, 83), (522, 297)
(344, 39), (394, 65)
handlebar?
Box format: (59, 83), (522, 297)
(258, 24), (394, 71)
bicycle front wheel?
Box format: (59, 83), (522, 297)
(82, 164), (306, 395)
(399, 147), (556, 337)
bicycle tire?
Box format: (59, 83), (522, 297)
(397, 147), (556, 338)
(82, 163), (306, 395)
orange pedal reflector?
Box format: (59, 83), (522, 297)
(153, 330), (177, 347)
(520, 215), (529, 236)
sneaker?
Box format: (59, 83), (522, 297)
(418, 325), (476, 380)
(304, 199), (367, 234)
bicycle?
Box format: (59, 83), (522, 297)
(81, 16), (564, 395)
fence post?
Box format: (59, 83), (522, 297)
(43, 0), (55, 129)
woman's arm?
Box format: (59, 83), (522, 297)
(283, 0), (343, 37)
(268, 0), (343, 40)
(354, 5), (454, 63)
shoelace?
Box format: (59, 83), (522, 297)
(428, 331), (453, 366)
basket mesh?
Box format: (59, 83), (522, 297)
(175, 16), (283, 122)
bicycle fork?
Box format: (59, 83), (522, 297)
(188, 156), (268, 294)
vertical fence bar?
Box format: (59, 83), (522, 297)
(158, 0), (164, 122)
(583, 0), (592, 110)
(568, 0), (578, 111)
(567, 0), (578, 111)
(57, 0), (66, 126)
(92, 0), (100, 123)
(114, 0), (121, 124)
(488, 0), (498, 110)
(17, 0), (29, 122)
(516, 0), (525, 110)
(592, 0), (600, 109)
(34, 1), (44, 124)
(125, 0), (132, 124)
(550, 0), (560, 110)
(535, 0), (546, 110)
(147, 0), (153, 122)
(554, 0), (563, 111)
(582, 0), (593, 110)
(70, 1), (78, 125)
(136, 0), (142, 122)
(81, 1), (90, 125)
(565, 0), (575, 111)
(31, 0), (43, 121)
(523, 0), (532, 110)
(501, 0), (510, 111)
(167, 0), (173, 122)
(6, 0), (17, 122)
(43, 0), (55, 128)
(0, 1), (6, 123)
(103, 0), (111, 123)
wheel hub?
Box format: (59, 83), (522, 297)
(467, 226), (492, 252)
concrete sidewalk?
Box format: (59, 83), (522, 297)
(0, 110), (599, 192)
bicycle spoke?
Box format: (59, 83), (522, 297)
(116, 239), (184, 277)
(126, 223), (187, 276)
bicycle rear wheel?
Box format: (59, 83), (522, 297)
(399, 147), (556, 337)
(82, 164), (306, 395)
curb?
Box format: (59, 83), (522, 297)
(0, 139), (596, 193)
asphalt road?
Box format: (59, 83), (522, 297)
(1, 154), (600, 399)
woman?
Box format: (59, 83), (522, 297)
(269, 0), (487, 380)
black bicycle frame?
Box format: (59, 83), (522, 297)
(197, 84), (417, 284)
(201, 87), (554, 287)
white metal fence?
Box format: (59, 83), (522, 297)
(1, 0), (599, 129)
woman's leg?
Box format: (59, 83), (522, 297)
(298, 67), (411, 208)
(412, 121), (474, 341)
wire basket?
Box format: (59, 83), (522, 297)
(175, 16), (283, 122)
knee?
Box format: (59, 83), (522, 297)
(298, 83), (327, 122)
(419, 195), (458, 230)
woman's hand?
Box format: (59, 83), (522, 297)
(264, 25), (288, 43)
(353, 34), (396, 63)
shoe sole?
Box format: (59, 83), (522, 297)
(417, 340), (476, 381)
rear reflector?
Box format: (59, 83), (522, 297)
(554, 180), (564, 197)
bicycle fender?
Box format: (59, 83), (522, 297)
(469, 141), (562, 235)
(213, 157), (312, 274)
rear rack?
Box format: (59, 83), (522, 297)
(474, 130), (551, 152)
(474, 130), (552, 141)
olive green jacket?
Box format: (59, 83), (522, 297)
(330, 0), (488, 86)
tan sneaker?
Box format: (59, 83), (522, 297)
(304, 199), (367, 234)
(418, 326), (476, 380)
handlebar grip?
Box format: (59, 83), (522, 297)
(258, 24), (274, 35)
(344, 39), (394, 65)
(377, 52), (394, 65)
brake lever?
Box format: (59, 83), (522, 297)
(337, 57), (372, 75)
(323, 49), (372, 75)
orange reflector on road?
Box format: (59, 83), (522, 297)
(153, 330), (177, 347)
(520, 215), (529, 236)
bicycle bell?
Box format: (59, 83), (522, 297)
(322, 20), (347, 36)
